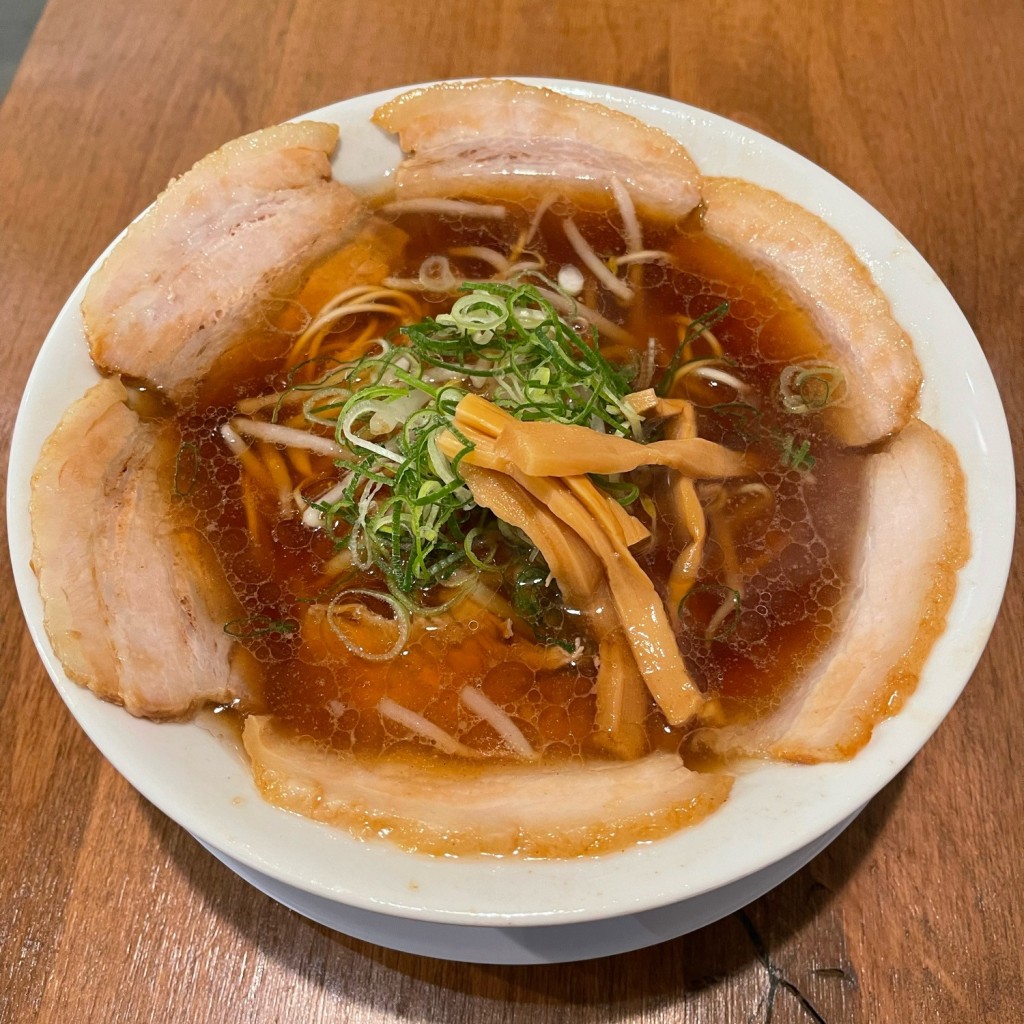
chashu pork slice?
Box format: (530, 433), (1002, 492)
(692, 419), (968, 764)
(244, 716), (732, 857)
(82, 121), (368, 402)
(30, 377), (253, 718)
(373, 79), (703, 220)
(701, 177), (922, 447)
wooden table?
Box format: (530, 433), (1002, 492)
(2, 1), (1020, 1020)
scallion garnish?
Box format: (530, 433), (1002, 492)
(284, 282), (641, 611)
(224, 615), (299, 639)
(656, 302), (730, 396)
(779, 363), (845, 414)
(780, 433), (816, 472)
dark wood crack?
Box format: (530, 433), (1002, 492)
(737, 910), (829, 1024)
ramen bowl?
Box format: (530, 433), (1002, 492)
(7, 80), (1013, 964)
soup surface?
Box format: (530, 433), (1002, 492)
(167, 189), (864, 771)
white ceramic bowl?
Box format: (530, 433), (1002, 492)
(7, 80), (1014, 964)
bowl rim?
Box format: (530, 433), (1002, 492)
(7, 78), (1016, 927)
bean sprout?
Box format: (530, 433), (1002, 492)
(459, 686), (537, 759)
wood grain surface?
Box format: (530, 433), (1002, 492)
(1, 0), (1020, 1020)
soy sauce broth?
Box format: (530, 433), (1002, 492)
(175, 189), (866, 763)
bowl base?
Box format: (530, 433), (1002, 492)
(197, 809), (858, 965)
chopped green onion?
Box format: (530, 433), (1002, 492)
(780, 433), (816, 472)
(779, 363), (845, 414)
(224, 615), (299, 639)
(325, 589), (410, 661)
(656, 302), (730, 396)
(266, 280), (647, 611)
